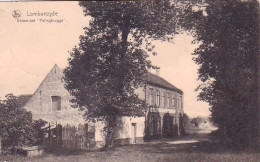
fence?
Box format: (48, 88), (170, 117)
(42, 123), (62, 151)
(0, 137), (1, 154)
(62, 124), (87, 149)
(43, 123), (96, 151)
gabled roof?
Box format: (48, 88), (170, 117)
(17, 94), (33, 108)
(22, 64), (63, 109)
(18, 65), (182, 110)
(147, 72), (183, 94)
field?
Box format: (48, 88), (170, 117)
(1, 133), (259, 162)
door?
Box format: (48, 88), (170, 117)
(131, 123), (137, 144)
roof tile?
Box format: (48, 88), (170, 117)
(147, 72), (183, 94)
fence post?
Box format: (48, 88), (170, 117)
(56, 122), (58, 150)
(0, 137), (2, 154)
(85, 124), (89, 149)
(49, 123), (52, 148)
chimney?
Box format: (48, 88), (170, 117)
(156, 68), (160, 76)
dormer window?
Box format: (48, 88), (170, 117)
(52, 96), (61, 111)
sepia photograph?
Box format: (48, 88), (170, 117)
(0, 0), (259, 161)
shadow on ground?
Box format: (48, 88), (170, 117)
(117, 133), (260, 155)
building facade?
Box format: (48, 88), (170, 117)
(139, 72), (184, 139)
(22, 64), (85, 126)
(21, 65), (183, 149)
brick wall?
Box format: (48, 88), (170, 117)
(23, 65), (85, 126)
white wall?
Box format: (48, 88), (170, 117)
(94, 116), (145, 142)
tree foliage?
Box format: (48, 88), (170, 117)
(64, 1), (185, 149)
(179, 113), (189, 135)
(190, 116), (206, 127)
(0, 94), (46, 150)
(184, 0), (259, 146)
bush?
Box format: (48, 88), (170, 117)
(0, 94), (47, 152)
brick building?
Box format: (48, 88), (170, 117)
(20, 64), (183, 148)
(22, 64), (85, 126)
(144, 71), (184, 139)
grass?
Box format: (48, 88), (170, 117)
(1, 133), (259, 162)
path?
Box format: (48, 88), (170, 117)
(1, 132), (259, 162)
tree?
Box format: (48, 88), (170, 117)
(63, 1), (186, 149)
(0, 94), (47, 151)
(184, 0), (259, 147)
(179, 113), (189, 136)
(190, 116), (205, 128)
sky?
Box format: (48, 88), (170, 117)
(0, 1), (210, 117)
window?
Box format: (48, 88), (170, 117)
(169, 94), (172, 108)
(52, 96), (61, 111)
(172, 95), (175, 108)
(167, 93), (170, 108)
(156, 90), (160, 107)
(177, 96), (180, 109)
(180, 96), (183, 109)
(162, 92), (165, 108)
(164, 93), (167, 108)
(149, 88), (153, 105)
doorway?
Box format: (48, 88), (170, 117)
(131, 123), (137, 144)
